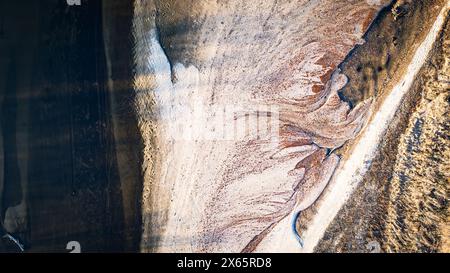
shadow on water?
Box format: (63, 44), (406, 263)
(0, 0), (143, 252)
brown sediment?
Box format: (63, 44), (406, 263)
(315, 2), (449, 253)
(134, 0), (391, 252)
(383, 18), (449, 252)
(338, 0), (446, 109)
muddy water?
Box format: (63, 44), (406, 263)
(0, 0), (142, 252)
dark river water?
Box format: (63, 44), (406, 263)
(0, 0), (142, 252)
